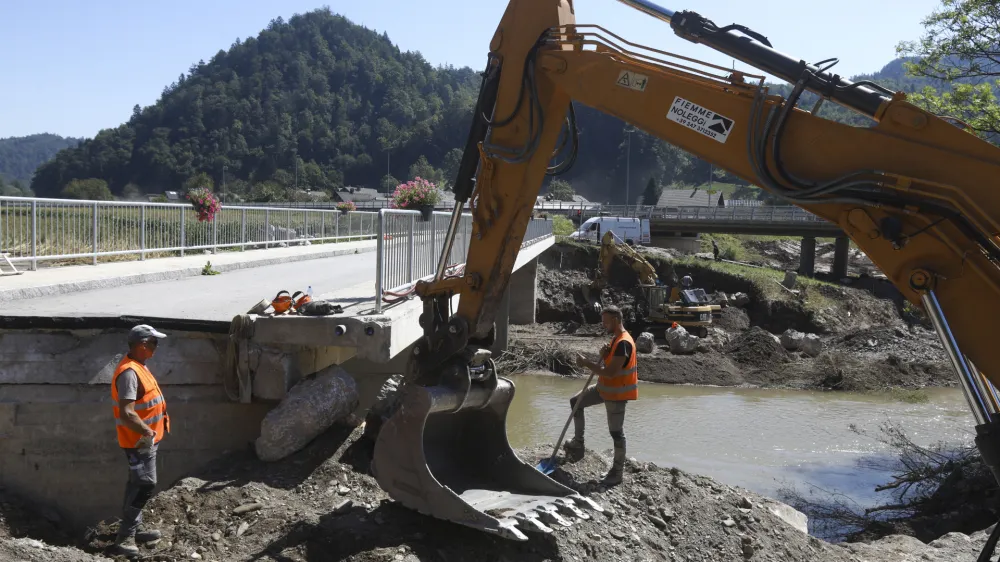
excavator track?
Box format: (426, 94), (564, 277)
(371, 375), (604, 540)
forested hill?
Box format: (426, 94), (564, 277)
(0, 134), (83, 184)
(29, 8), (931, 204)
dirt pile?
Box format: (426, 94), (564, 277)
(725, 327), (790, 371)
(69, 423), (992, 562)
(0, 487), (112, 562)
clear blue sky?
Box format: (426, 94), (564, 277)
(0, 0), (941, 139)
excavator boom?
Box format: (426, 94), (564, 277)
(372, 0), (1000, 547)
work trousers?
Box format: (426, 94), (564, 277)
(570, 383), (628, 465)
(117, 444), (158, 542)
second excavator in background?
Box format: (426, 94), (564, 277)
(586, 229), (717, 336)
(369, 0), (1000, 558)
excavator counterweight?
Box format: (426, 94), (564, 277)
(370, 0), (1000, 555)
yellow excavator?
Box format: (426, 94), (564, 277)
(370, 0), (1000, 555)
(587, 229), (716, 336)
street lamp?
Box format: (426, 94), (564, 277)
(624, 126), (635, 212)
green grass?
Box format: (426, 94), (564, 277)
(674, 254), (838, 310)
(882, 388), (932, 404)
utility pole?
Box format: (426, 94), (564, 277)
(625, 126), (634, 212)
(222, 165), (227, 201)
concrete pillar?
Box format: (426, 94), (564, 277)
(833, 236), (851, 278)
(798, 237), (816, 277)
(491, 285), (511, 355)
(509, 257), (538, 325)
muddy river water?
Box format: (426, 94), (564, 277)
(503, 374), (974, 521)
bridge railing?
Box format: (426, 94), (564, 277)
(0, 196), (378, 269)
(580, 204), (824, 222)
(375, 210), (554, 312)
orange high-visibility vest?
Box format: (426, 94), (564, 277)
(111, 356), (169, 449)
(597, 330), (638, 401)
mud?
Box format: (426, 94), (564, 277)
(28, 423), (986, 562)
(0, 487), (113, 561)
(527, 242), (952, 392)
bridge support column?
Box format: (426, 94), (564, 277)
(492, 285), (511, 355)
(833, 236), (851, 279)
(509, 257), (537, 325)
(798, 237), (816, 277)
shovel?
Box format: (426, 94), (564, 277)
(536, 366), (597, 475)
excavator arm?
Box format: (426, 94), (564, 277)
(373, 0), (1000, 546)
(593, 230), (659, 288)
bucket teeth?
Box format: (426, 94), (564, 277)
(554, 498), (589, 520)
(515, 512), (554, 534)
(497, 519), (529, 541)
(535, 504), (573, 527)
(570, 493), (604, 513)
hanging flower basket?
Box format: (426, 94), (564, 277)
(186, 187), (221, 222)
(336, 201), (356, 215)
(391, 177), (441, 222)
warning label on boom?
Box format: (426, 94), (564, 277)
(666, 96), (735, 143)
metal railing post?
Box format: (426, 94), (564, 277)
(91, 202), (98, 265)
(140, 205), (146, 260)
(375, 210), (386, 313)
(179, 208), (186, 257)
(264, 209), (270, 249)
(241, 208), (247, 251)
(212, 212), (218, 252)
(407, 214), (415, 284)
(31, 201), (38, 270)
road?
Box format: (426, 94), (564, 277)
(3, 252), (378, 322)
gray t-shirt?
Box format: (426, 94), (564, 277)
(116, 368), (144, 402)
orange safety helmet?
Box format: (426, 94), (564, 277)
(292, 290), (312, 311)
(271, 290), (293, 314)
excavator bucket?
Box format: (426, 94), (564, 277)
(371, 375), (603, 540)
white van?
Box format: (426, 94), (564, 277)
(569, 216), (651, 245)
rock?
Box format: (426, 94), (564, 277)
(738, 496), (753, 509)
(363, 375), (405, 441)
(722, 517), (736, 527)
(801, 334), (823, 357)
(659, 507), (675, 521)
(741, 536), (755, 558)
(338, 486), (350, 495)
(211, 532), (221, 541)
(782, 271), (798, 289)
(780, 329), (804, 351)
(255, 365), (359, 462)
(761, 498), (808, 534)
(733, 292), (750, 307)
(650, 516), (667, 530)
(333, 499), (353, 514)
(236, 522), (250, 537)
(232, 502), (263, 515)
(637, 332), (655, 354)
(666, 325), (700, 355)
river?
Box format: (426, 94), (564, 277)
(502, 373), (974, 532)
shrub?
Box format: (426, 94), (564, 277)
(336, 201), (357, 212)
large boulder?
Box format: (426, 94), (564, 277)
(780, 329), (805, 351)
(666, 325), (700, 355)
(362, 374), (405, 442)
(801, 334), (823, 357)
(732, 292), (750, 308)
(255, 365), (359, 462)
(636, 332), (656, 354)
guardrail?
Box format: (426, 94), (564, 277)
(374, 210), (554, 312)
(0, 196), (378, 269)
(581, 205), (824, 222)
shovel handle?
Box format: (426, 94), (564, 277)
(543, 366), (597, 470)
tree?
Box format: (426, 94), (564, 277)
(439, 148), (464, 190)
(62, 179), (114, 200)
(641, 177), (662, 206)
(408, 155), (444, 185)
(183, 172), (214, 193)
(548, 178), (575, 201)
(122, 183), (143, 200)
(897, 0), (1000, 138)
(381, 174), (400, 193)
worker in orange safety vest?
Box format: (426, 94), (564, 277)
(563, 305), (638, 485)
(110, 324), (170, 557)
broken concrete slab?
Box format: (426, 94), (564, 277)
(666, 325), (699, 355)
(801, 333), (823, 357)
(637, 332), (655, 354)
(780, 329), (805, 351)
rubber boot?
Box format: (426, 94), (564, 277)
(603, 445), (626, 485)
(563, 437), (585, 462)
(111, 536), (139, 558)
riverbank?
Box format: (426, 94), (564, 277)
(512, 240), (952, 393)
(3, 420), (991, 562)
